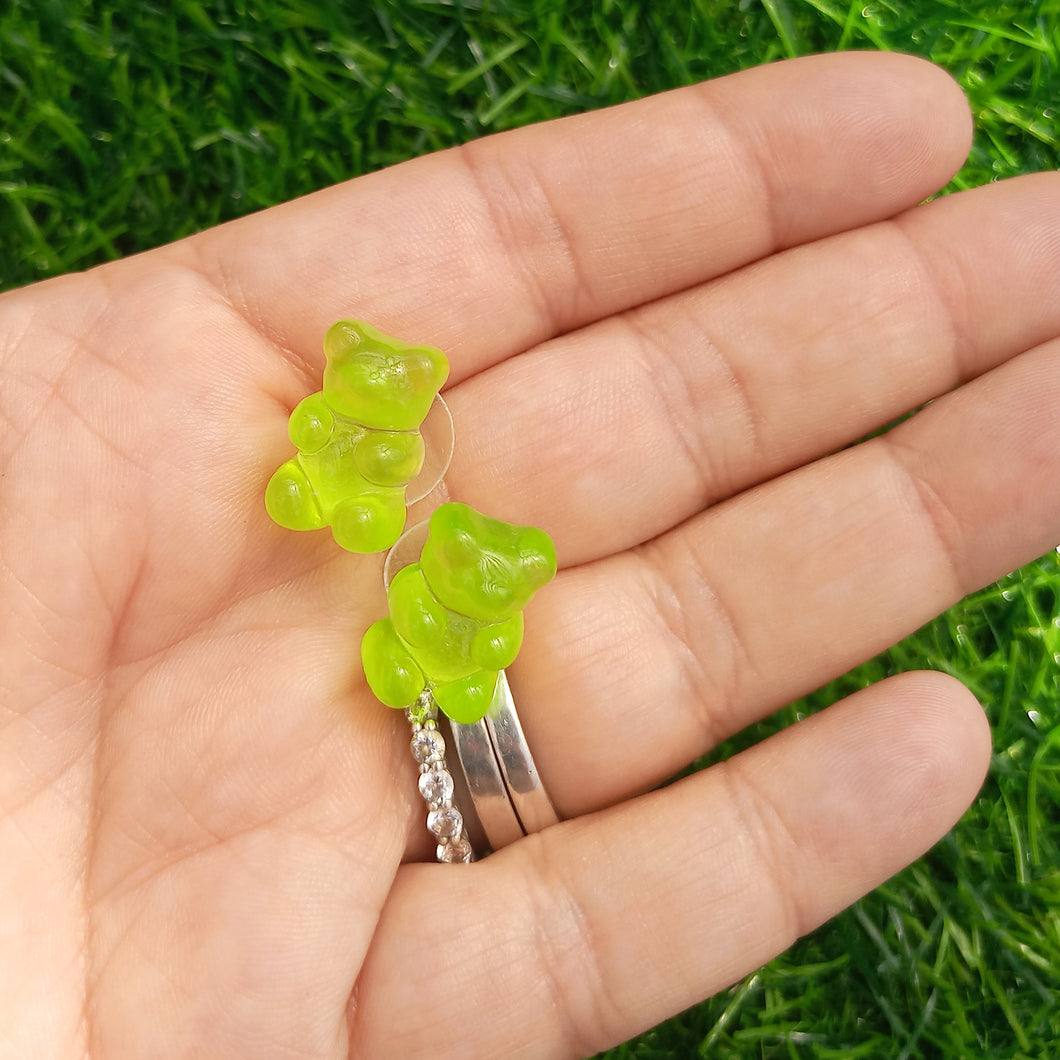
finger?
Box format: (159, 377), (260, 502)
(176, 52), (971, 380)
(445, 172), (1060, 562)
(520, 333), (1060, 812)
(350, 672), (990, 1059)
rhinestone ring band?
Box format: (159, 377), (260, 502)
(406, 671), (559, 861)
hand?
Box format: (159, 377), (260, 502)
(3, 52), (1058, 1058)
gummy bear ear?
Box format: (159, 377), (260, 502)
(322, 319), (366, 361)
(423, 503), (479, 573)
(429, 501), (471, 538)
(518, 527), (558, 591)
(442, 527), (478, 567)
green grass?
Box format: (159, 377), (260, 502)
(3, 0), (1059, 1056)
(5, 0), (1056, 288)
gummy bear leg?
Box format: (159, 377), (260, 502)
(433, 670), (500, 725)
(361, 619), (426, 708)
(331, 491), (406, 553)
(265, 460), (325, 531)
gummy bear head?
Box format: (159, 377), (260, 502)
(321, 319), (449, 431)
(420, 503), (557, 624)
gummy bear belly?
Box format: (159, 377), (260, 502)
(298, 440), (372, 517)
(403, 619), (477, 685)
(410, 648), (477, 685)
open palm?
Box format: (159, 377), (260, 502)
(3, 53), (1059, 1059)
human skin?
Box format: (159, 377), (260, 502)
(2, 51), (1059, 1059)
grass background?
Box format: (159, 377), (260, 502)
(2, 0), (1058, 1056)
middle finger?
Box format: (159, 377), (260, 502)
(446, 173), (1060, 563)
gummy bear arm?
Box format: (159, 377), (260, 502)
(354, 429), (425, 487)
(289, 392), (335, 453)
(470, 614), (524, 671)
(389, 566), (446, 647)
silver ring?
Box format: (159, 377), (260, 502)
(447, 670), (559, 853)
(446, 699), (524, 850)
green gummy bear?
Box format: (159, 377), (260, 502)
(265, 319), (449, 553)
(361, 502), (557, 724)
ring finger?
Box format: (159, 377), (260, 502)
(509, 332), (1060, 813)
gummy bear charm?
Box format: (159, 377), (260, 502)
(265, 319), (449, 553)
(361, 503), (557, 724)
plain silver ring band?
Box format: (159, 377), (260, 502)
(448, 671), (559, 852)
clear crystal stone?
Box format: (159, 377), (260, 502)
(438, 835), (473, 863)
(410, 728), (445, 764)
(418, 768), (454, 808)
(427, 806), (463, 838)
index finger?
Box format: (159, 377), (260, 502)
(177, 52), (972, 381)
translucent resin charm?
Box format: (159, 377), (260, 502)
(362, 503), (557, 724)
(265, 319), (449, 553)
